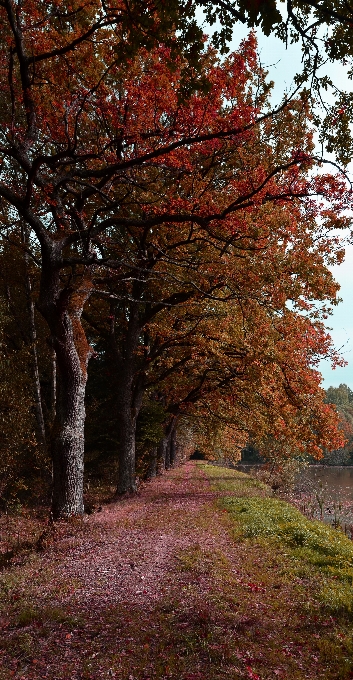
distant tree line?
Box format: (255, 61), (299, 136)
(240, 384), (353, 466)
(322, 385), (353, 465)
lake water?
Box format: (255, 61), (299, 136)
(300, 466), (353, 501)
(236, 464), (353, 528)
(237, 464), (353, 500)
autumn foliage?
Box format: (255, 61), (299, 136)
(0, 1), (351, 515)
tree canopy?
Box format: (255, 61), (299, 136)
(0, 1), (351, 516)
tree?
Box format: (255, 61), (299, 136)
(322, 384), (353, 464)
(0, 2), (350, 515)
(325, 384), (353, 406)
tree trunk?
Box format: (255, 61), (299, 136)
(24, 256), (47, 450)
(50, 348), (57, 425)
(145, 446), (158, 480)
(109, 299), (146, 496)
(50, 338), (88, 518)
(38, 253), (93, 519)
(157, 417), (177, 473)
(116, 372), (138, 495)
(109, 290), (144, 496)
(115, 356), (145, 495)
(157, 433), (169, 475)
(169, 422), (178, 467)
(165, 434), (171, 470)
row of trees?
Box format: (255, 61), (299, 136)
(0, 1), (352, 518)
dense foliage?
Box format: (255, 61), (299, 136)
(0, 2), (351, 515)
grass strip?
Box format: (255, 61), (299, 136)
(202, 462), (353, 618)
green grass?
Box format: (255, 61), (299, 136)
(202, 463), (353, 616)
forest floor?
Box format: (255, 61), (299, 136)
(1, 461), (353, 680)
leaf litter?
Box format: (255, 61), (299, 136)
(0, 462), (353, 679)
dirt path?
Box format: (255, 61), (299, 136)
(1, 462), (244, 680)
(40, 462), (232, 617)
(0, 462), (349, 680)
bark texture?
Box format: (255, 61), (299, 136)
(145, 446), (158, 480)
(110, 302), (144, 496)
(157, 417), (179, 473)
(50, 333), (88, 518)
(115, 366), (139, 496)
(169, 422), (178, 468)
(38, 247), (93, 518)
(24, 251), (46, 450)
(157, 435), (168, 475)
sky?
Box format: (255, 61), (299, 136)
(196, 10), (353, 389)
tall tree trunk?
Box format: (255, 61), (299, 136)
(115, 359), (145, 495)
(157, 417), (177, 473)
(115, 362), (138, 495)
(50, 348), (57, 425)
(165, 433), (171, 470)
(157, 434), (168, 475)
(50, 333), (90, 518)
(169, 419), (178, 468)
(38, 252), (93, 519)
(110, 301), (145, 496)
(24, 254), (47, 450)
